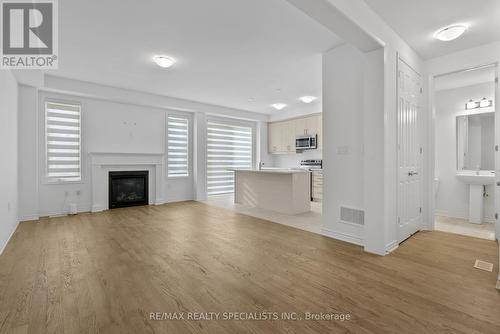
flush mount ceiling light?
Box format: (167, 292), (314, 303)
(434, 24), (468, 41)
(479, 97), (493, 108)
(299, 96), (317, 104)
(465, 99), (479, 110)
(271, 103), (287, 110)
(152, 55), (175, 68)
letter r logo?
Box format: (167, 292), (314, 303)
(2, 2), (53, 54)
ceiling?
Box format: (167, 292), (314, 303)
(434, 66), (496, 91)
(49, 0), (341, 114)
(364, 0), (500, 59)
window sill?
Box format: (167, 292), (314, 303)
(43, 179), (84, 185)
(167, 175), (191, 180)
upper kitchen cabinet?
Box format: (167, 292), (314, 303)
(268, 121), (295, 154)
(295, 115), (319, 136)
(268, 114), (322, 154)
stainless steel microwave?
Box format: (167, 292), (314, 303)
(295, 135), (317, 150)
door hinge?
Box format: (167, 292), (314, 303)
(496, 77), (498, 84)
(419, 207), (422, 214)
(420, 87), (423, 94)
(496, 145), (499, 152)
(496, 213), (498, 220)
(420, 147), (423, 154)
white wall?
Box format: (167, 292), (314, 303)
(435, 83), (495, 222)
(0, 70), (18, 254)
(322, 44), (366, 245)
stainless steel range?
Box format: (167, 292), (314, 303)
(300, 159), (322, 170)
(300, 160), (323, 202)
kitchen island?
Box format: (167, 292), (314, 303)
(234, 169), (311, 214)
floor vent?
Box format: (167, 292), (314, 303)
(474, 259), (493, 272)
(340, 207), (364, 225)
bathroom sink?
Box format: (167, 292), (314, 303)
(456, 172), (495, 185)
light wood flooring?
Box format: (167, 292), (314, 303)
(0, 201), (499, 334)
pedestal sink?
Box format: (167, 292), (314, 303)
(456, 171), (495, 224)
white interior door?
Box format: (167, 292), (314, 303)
(495, 66), (500, 242)
(397, 58), (422, 243)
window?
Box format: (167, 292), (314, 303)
(45, 101), (82, 182)
(207, 120), (253, 196)
(167, 116), (189, 177)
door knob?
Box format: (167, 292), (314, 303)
(408, 171), (419, 176)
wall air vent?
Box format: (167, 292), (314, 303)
(340, 206), (365, 225)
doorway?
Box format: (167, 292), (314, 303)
(432, 64), (498, 240)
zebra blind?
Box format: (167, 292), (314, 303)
(207, 121), (253, 196)
(45, 101), (81, 182)
(167, 116), (189, 177)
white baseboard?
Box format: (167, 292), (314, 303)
(385, 240), (399, 253)
(321, 228), (364, 246)
(435, 210), (495, 224)
(0, 220), (20, 256)
(91, 205), (105, 213)
(18, 214), (39, 222)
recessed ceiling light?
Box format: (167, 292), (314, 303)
(299, 96), (317, 104)
(271, 103), (287, 110)
(434, 24), (469, 41)
(153, 55), (175, 68)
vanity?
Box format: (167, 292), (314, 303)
(455, 112), (495, 224)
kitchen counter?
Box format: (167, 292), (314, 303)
(234, 169), (311, 214)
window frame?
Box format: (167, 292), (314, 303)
(43, 98), (83, 184)
(166, 112), (192, 179)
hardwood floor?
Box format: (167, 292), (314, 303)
(0, 201), (499, 334)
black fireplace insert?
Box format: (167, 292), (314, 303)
(109, 171), (149, 209)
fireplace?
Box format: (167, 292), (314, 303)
(109, 171), (149, 209)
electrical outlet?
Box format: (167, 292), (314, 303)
(337, 146), (349, 155)
(76, 190), (81, 196)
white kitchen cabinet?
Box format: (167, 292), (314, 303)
(317, 115), (322, 150)
(268, 121), (295, 153)
(268, 114), (322, 154)
(281, 121), (296, 153)
(311, 170), (323, 202)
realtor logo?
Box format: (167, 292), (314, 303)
(1, 0), (58, 69)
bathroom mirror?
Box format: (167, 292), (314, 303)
(456, 112), (495, 171)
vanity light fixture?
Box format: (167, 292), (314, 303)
(465, 99), (479, 110)
(479, 97), (493, 108)
(434, 24), (469, 41)
(299, 96), (317, 104)
(152, 55), (176, 68)
(271, 103), (287, 110)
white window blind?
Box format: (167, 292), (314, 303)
(167, 116), (189, 177)
(45, 101), (82, 182)
(207, 121), (253, 196)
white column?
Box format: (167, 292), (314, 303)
(193, 112), (207, 201)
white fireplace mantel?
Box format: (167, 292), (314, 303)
(89, 152), (165, 212)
